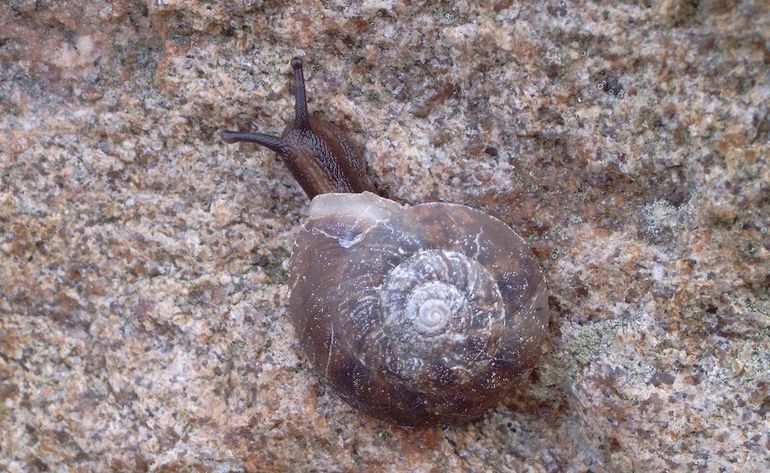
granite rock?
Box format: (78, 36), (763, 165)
(1, 1), (769, 471)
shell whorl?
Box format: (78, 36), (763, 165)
(376, 249), (506, 388)
(288, 192), (548, 426)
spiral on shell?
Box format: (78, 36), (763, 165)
(288, 192), (548, 426)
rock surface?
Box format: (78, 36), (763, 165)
(1, 1), (768, 471)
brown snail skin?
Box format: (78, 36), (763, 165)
(223, 57), (374, 198)
(222, 58), (548, 427)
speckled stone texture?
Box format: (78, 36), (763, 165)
(1, 1), (768, 472)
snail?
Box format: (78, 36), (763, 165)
(222, 58), (548, 427)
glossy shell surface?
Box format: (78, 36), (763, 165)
(288, 192), (548, 426)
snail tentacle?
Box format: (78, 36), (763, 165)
(290, 56), (311, 129)
(222, 57), (374, 198)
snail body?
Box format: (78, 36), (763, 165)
(223, 58), (548, 427)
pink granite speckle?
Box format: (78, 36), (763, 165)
(1, 1), (768, 471)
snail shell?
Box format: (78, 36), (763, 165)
(288, 191), (548, 426)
